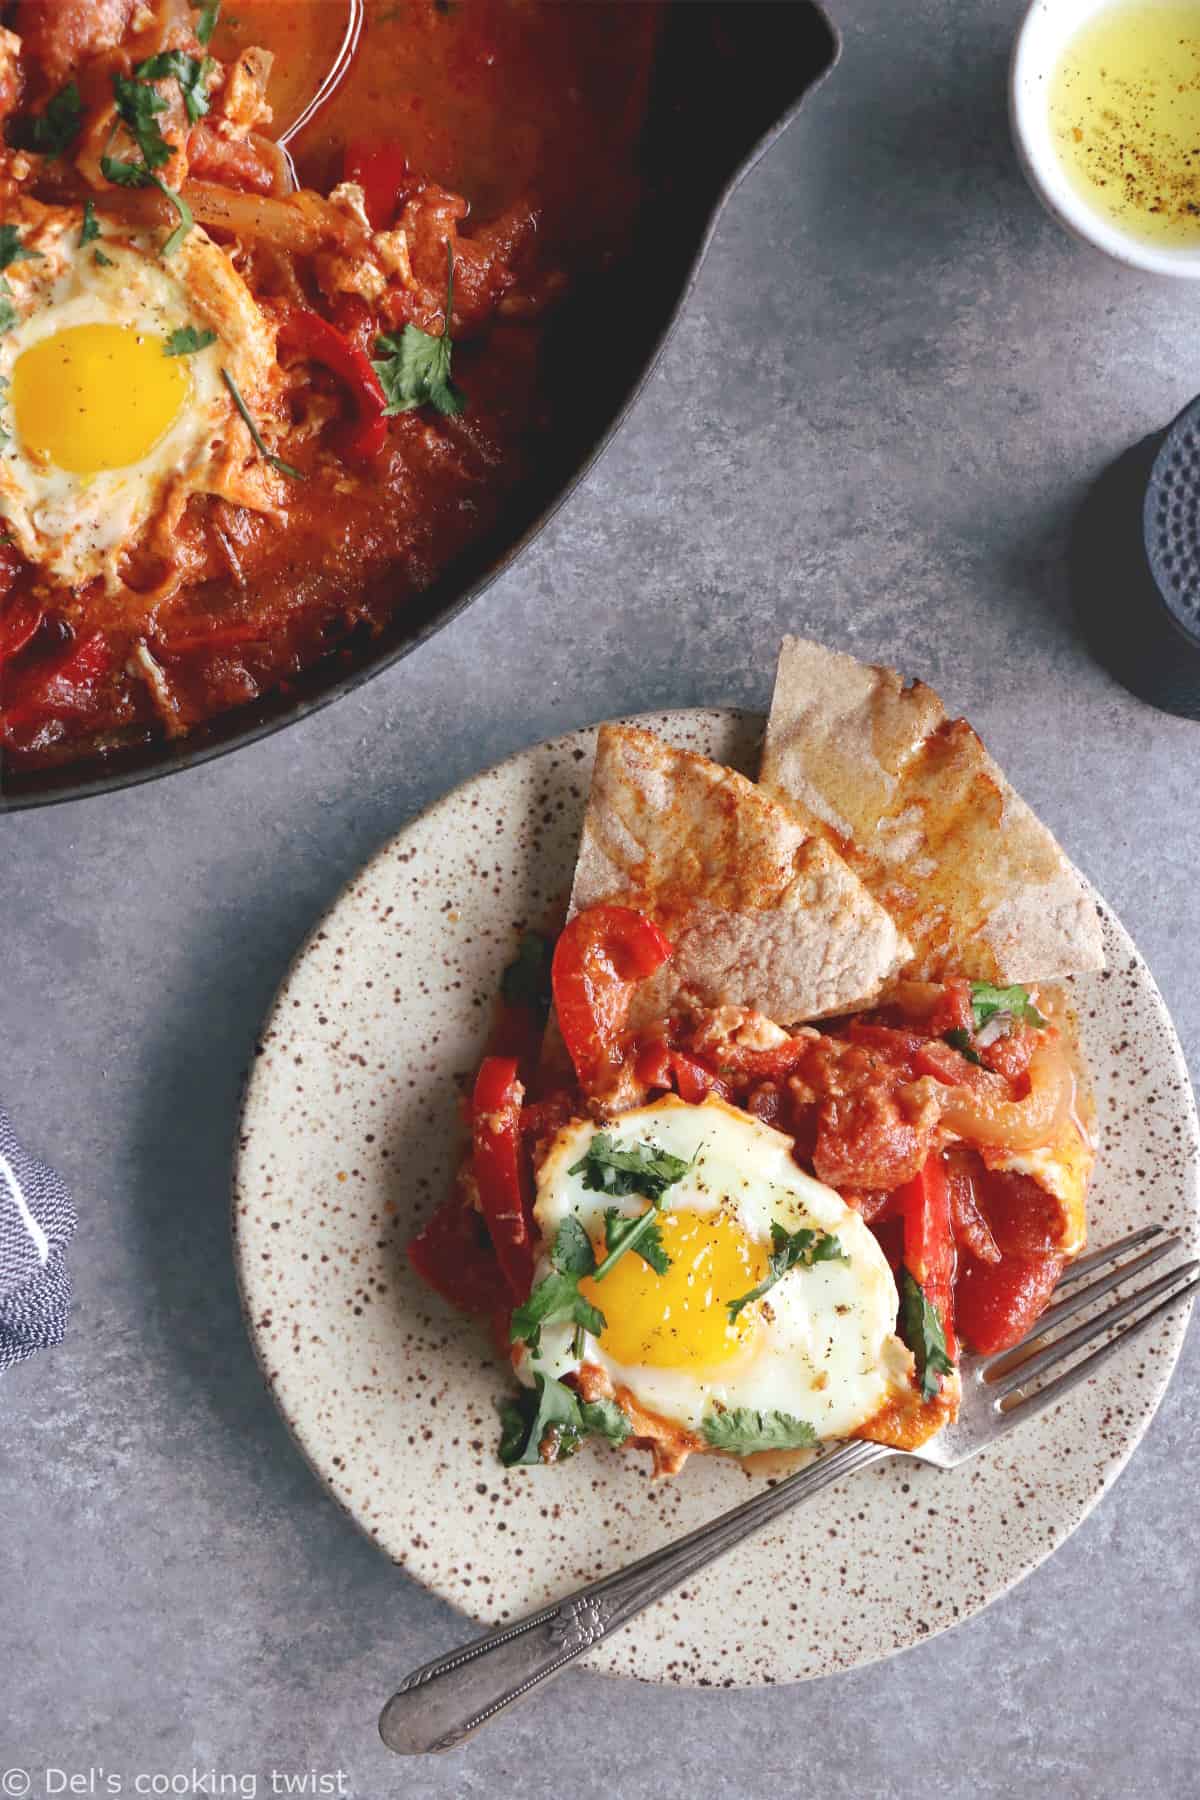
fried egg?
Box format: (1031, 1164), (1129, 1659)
(0, 204), (284, 592)
(516, 1096), (915, 1445)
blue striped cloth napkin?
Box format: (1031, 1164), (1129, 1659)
(0, 1107), (76, 1371)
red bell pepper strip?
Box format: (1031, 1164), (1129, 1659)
(0, 596), (43, 666)
(1, 630), (111, 736)
(276, 308), (388, 464)
(407, 1190), (510, 1318)
(551, 905), (673, 1095)
(471, 1057), (536, 1301)
(895, 1152), (957, 1360)
(954, 1251), (1064, 1355)
(344, 140), (410, 228)
(634, 1037), (730, 1105)
(669, 1050), (730, 1105)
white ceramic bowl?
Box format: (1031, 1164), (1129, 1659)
(1010, 0), (1200, 278)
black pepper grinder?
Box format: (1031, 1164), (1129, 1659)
(1073, 394), (1200, 719)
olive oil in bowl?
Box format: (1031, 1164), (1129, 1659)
(1049, 3), (1200, 248)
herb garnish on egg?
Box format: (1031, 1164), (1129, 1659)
(221, 370), (304, 480)
(165, 326), (218, 357)
(499, 1373), (631, 1466)
(509, 1134), (692, 1353)
(0, 226), (42, 272)
(701, 1408), (819, 1455)
(725, 1221), (848, 1323)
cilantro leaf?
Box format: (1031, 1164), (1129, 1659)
(579, 1396), (632, 1446)
(726, 1221), (848, 1323)
(569, 1133), (693, 1203)
(0, 226), (42, 273)
(969, 982), (1047, 1033)
(701, 1408), (819, 1455)
(112, 73), (174, 171)
(0, 281), (17, 336)
(498, 1373), (630, 1465)
(94, 250), (116, 269)
(221, 369), (304, 479)
(135, 50), (213, 125)
(372, 244), (466, 417)
(98, 154), (194, 257)
(550, 1214), (596, 1279)
(80, 201), (100, 247)
(499, 1374), (585, 1465)
(604, 1205), (670, 1275)
(509, 1269), (605, 1352)
(164, 325), (218, 357)
(6, 82), (84, 159)
(944, 1028), (983, 1066)
(899, 1267), (954, 1401)
(510, 1133), (691, 1352)
(499, 931), (552, 1012)
(192, 0), (222, 46)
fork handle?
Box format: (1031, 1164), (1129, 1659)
(379, 1437), (894, 1753)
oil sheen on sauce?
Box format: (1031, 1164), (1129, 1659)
(1048, 2), (1200, 247)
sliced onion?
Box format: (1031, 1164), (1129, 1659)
(934, 1032), (1072, 1152)
(181, 181), (368, 251)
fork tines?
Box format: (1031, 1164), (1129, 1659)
(978, 1225), (1199, 1420)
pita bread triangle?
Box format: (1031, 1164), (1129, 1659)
(759, 636), (1105, 985)
(565, 721), (912, 1028)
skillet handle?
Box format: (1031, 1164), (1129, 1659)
(379, 1438), (892, 1754)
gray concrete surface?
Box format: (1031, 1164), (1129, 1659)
(3, 2), (1199, 1795)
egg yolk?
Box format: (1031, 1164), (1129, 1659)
(578, 1208), (769, 1370)
(12, 323), (190, 473)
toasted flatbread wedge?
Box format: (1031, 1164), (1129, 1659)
(568, 722), (912, 1027)
(760, 637), (1105, 984)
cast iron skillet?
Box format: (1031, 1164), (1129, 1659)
(1, 1), (838, 811)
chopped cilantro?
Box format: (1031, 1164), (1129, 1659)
(93, 250), (116, 269)
(164, 325), (218, 357)
(112, 73), (174, 171)
(192, 0), (222, 46)
(0, 225), (42, 273)
(6, 81), (84, 159)
(0, 282), (17, 336)
(569, 1133), (693, 1204)
(604, 1205), (670, 1275)
(499, 931), (552, 1012)
(549, 1214), (596, 1279)
(80, 201), (100, 247)
(510, 1132), (691, 1353)
(726, 1222), (848, 1324)
(508, 1216), (606, 1352)
(701, 1408), (819, 1455)
(372, 244), (466, 417)
(969, 982), (1047, 1033)
(899, 1268), (954, 1401)
(944, 1028), (983, 1066)
(498, 1372), (630, 1466)
(221, 370), (304, 480)
(135, 49), (214, 125)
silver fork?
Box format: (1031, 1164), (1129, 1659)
(379, 1226), (1198, 1754)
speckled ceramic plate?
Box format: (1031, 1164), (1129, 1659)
(233, 710), (1199, 1686)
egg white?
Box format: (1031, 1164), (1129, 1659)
(517, 1095), (913, 1443)
(0, 205), (284, 592)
